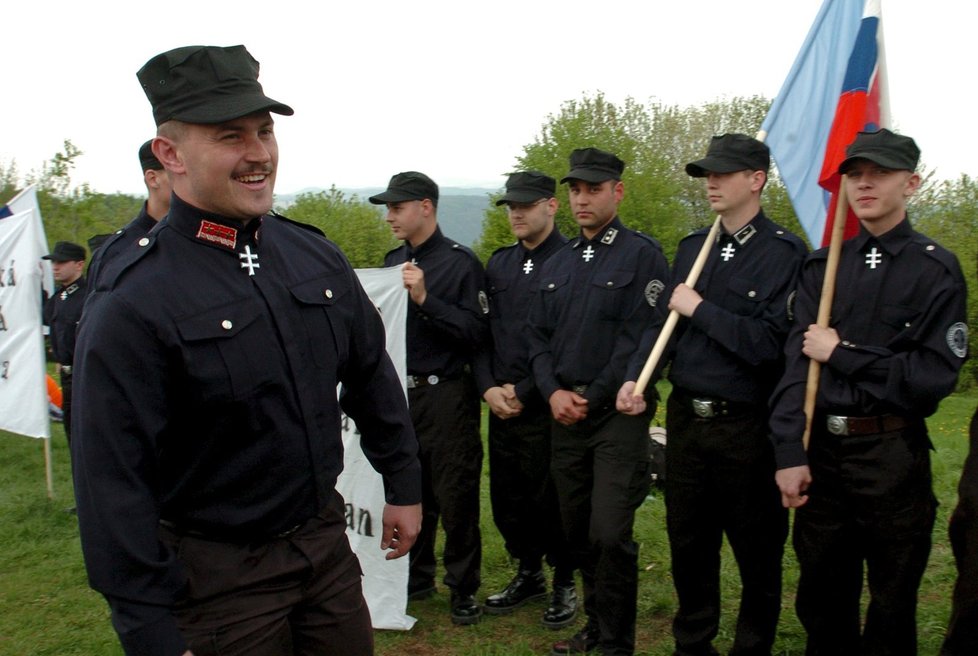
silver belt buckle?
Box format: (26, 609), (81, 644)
(571, 384), (588, 395)
(427, 375), (439, 386)
(406, 376), (417, 389)
(692, 399), (714, 418)
(60, 364), (72, 375)
(826, 415), (850, 436)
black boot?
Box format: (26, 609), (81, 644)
(542, 583), (578, 629)
(483, 569), (547, 615)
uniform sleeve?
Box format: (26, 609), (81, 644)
(338, 269), (422, 506)
(71, 291), (189, 656)
(415, 253), (489, 350)
(689, 242), (805, 366)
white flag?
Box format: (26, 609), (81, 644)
(0, 187), (52, 438)
(337, 265), (414, 630)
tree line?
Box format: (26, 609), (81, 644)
(3, 94), (976, 384)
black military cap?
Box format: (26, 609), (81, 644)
(137, 45), (294, 126)
(495, 171), (556, 206)
(42, 241), (86, 262)
(560, 148), (625, 184)
(138, 139), (163, 172)
(685, 134), (770, 177)
(368, 172), (439, 205)
(839, 128), (920, 174)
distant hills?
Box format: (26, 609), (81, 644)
(276, 186), (500, 248)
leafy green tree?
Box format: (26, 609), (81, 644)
(280, 187), (397, 268)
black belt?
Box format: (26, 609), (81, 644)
(824, 413), (909, 436)
(406, 373), (459, 389)
(674, 388), (759, 419)
(159, 519), (303, 543)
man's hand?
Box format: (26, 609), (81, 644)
(775, 465), (812, 508)
(381, 503), (422, 560)
(616, 381), (647, 416)
(668, 283), (703, 318)
(402, 262), (427, 306)
(549, 389), (588, 426)
(484, 386), (522, 419)
(802, 325), (840, 363)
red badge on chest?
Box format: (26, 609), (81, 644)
(196, 220), (238, 250)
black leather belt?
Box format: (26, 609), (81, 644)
(825, 413), (908, 436)
(406, 374), (460, 389)
(674, 388), (758, 419)
(159, 519), (302, 543)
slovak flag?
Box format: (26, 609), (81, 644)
(761, 0), (889, 247)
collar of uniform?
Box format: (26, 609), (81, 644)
(407, 225), (446, 261)
(166, 193), (262, 253)
(853, 215), (914, 256)
(522, 225), (566, 258)
(131, 203), (158, 236)
(716, 210), (769, 246)
(574, 216), (623, 248)
(60, 277), (85, 296)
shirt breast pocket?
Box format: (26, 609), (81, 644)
(175, 299), (282, 401)
(590, 269), (635, 321)
(880, 303), (923, 334)
(725, 275), (774, 316)
(289, 275), (351, 370)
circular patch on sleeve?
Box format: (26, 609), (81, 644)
(478, 291), (489, 315)
(947, 322), (968, 358)
(644, 280), (665, 307)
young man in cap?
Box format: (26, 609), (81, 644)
(474, 171), (576, 629)
(87, 139), (171, 288)
(41, 240), (87, 444)
(770, 128), (968, 655)
(618, 134), (807, 656)
(371, 172), (488, 625)
(527, 147), (670, 655)
(71, 45), (422, 656)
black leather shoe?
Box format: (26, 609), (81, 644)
(484, 570), (547, 615)
(550, 624), (599, 655)
(541, 584), (578, 629)
(450, 591), (482, 625)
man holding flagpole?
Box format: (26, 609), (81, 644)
(769, 129), (967, 655)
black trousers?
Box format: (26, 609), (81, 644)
(551, 407), (651, 656)
(407, 377), (483, 595)
(665, 391), (787, 656)
(488, 403), (572, 578)
(160, 493), (373, 656)
(941, 406), (978, 656)
(794, 420), (935, 656)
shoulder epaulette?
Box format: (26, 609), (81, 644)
(269, 211), (326, 238)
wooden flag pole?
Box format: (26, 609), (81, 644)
(634, 216), (721, 396)
(802, 176), (849, 449)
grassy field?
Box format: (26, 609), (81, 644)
(1, 390), (973, 656)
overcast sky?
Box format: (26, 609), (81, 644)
(1, 1), (971, 198)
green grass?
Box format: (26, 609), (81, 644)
(1, 390), (972, 655)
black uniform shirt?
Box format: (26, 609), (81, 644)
(72, 194), (421, 656)
(384, 225), (488, 377)
(475, 227), (567, 405)
(86, 201), (159, 291)
(641, 211), (807, 404)
(528, 217), (670, 410)
(769, 217), (968, 469)
(44, 274), (87, 365)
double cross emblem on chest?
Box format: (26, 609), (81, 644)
(581, 245), (595, 262)
(865, 246), (883, 270)
(523, 259), (534, 274)
(720, 243), (736, 262)
(239, 245), (260, 276)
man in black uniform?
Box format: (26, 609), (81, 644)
(87, 140), (171, 288)
(372, 171), (488, 625)
(41, 240), (86, 444)
(475, 171), (576, 628)
(71, 45), (422, 656)
(527, 148), (670, 656)
(770, 129), (968, 655)
(618, 134), (807, 656)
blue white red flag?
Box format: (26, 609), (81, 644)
(760, 0), (889, 247)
